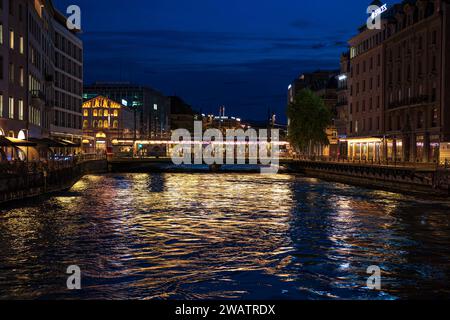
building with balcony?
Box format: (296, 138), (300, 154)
(383, 0), (447, 163)
(1, 0), (83, 157)
(346, 0), (450, 164)
(347, 5), (385, 162)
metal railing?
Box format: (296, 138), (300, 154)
(0, 154), (106, 176)
(291, 154), (444, 169)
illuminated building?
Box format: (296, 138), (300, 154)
(347, 0), (385, 162)
(83, 83), (170, 140)
(82, 96), (134, 153)
(51, 5), (83, 144)
(0, 0), (83, 146)
(346, 0), (450, 164)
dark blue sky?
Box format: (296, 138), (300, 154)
(54, 0), (373, 122)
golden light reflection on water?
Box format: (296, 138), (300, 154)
(1, 173), (450, 299)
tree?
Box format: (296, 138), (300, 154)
(287, 89), (332, 156)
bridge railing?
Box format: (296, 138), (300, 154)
(290, 155), (444, 169)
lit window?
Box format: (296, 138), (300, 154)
(19, 67), (24, 87)
(0, 95), (3, 117)
(104, 120), (108, 128)
(154, 104), (158, 111)
(83, 109), (88, 116)
(18, 100), (23, 120)
(83, 120), (88, 128)
(9, 97), (14, 119)
(20, 36), (24, 54)
(98, 121), (103, 128)
(104, 110), (108, 117)
(113, 110), (118, 117)
(9, 29), (14, 49)
(113, 120), (118, 128)
(0, 24), (3, 44)
(93, 109), (98, 117)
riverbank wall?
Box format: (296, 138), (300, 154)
(285, 160), (450, 197)
(0, 160), (107, 204)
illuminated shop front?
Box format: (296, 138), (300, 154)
(347, 138), (383, 162)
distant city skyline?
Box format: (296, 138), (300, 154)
(54, 0), (376, 122)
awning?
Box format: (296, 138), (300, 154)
(0, 136), (37, 147)
(59, 139), (81, 147)
(28, 138), (68, 148)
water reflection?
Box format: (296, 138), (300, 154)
(0, 173), (449, 299)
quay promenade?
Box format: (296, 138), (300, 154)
(0, 155), (107, 204)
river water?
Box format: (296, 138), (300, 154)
(0, 173), (449, 300)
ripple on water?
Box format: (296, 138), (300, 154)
(0, 173), (450, 299)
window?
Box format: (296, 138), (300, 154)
(83, 120), (88, 128)
(18, 99), (23, 120)
(9, 63), (13, 83)
(113, 110), (118, 117)
(417, 112), (424, 129)
(104, 120), (108, 128)
(19, 36), (23, 54)
(432, 84), (437, 101)
(432, 108), (438, 127)
(104, 109), (108, 117)
(0, 24), (3, 44)
(113, 120), (119, 129)
(19, 67), (23, 86)
(9, 29), (14, 49)
(83, 109), (88, 116)
(8, 97), (14, 119)
(93, 109), (98, 117)
(0, 94), (3, 117)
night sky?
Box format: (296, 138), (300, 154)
(54, 0), (374, 123)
